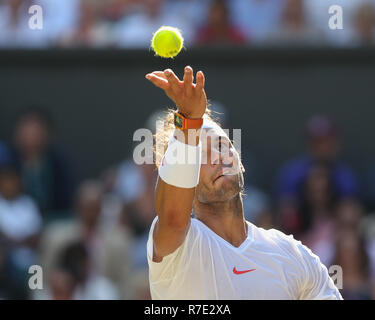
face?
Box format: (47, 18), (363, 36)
(15, 118), (49, 157)
(309, 135), (338, 161)
(355, 5), (375, 38)
(50, 270), (76, 300)
(9, 0), (23, 10)
(209, 1), (228, 26)
(283, 0), (303, 23)
(0, 171), (21, 199)
(195, 129), (244, 204)
(305, 165), (331, 208)
(336, 200), (362, 231)
(335, 232), (364, 273)
(76, 189), (102, 226)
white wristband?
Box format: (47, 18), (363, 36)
(158, 136), (201, 188)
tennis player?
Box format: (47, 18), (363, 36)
(144, 66), (342, 300)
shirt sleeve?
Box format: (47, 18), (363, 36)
(147, 216), (196, 283)
(297, 241), (343, 300)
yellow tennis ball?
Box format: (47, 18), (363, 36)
(151, 26), (184, 58)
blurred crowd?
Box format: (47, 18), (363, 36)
(1, 0), (375, 48)
(0, 104), (375, 300)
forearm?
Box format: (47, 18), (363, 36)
(155, 177), (195, 229)
(153, 128), (202, 259)
(155, 128), (201, 226)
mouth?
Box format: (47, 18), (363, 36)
(213, 172), (225, 183)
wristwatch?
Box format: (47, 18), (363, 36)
(174, 111), (203, 130)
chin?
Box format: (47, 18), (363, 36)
(214, 176), (241, 201)
(197, 175), (242, 204)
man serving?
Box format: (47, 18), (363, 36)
(145, 66), (342, 300)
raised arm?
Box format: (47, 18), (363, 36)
(145, 66), (207, 262)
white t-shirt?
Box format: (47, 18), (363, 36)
(147, 216), (343, 300)
(0, 195), (42, 241)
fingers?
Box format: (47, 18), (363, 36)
(145, 73), (170, 90)
(152, 71), (167, 80)
(164, 69), (181, 95)
(146, 68), (205, 97)
(183, 66), (194, 96)
(196, 71), (205, 91)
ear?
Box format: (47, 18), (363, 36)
(240, 161), (245, 173)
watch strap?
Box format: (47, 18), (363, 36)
(174, 112), (203, 130)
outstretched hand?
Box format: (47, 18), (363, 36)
(145, 66), (207, 119)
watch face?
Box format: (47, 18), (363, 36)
(174, 113), (183, 128)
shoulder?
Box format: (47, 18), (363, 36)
(254, 226), (298, 247)
(5, 195), (41, 215)
(253, 226), (314, 264)
(255, 225), (341, 299)
(147, 216), (206, 279)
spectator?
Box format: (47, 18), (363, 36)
(275, 115), (359, 235)
(12, 106), (74, 217)
(100, 0), (142, 25)
(38, 180), (134, 299)
(0, 0), (78, 48)
(266, 0), (324, 46)
(195, 0), (246, 46)
(0, 165), (41, 247)
(164, 0), (211, 31)
(229, 0), (286, 44)
(342, 201), (375, 298)
(302, 197), (363, 268)
(297, 163), (337, 264)
(0, 165), (42, 299)
(37, 241), (119, 300)
(0, 0), (44, 47)
(332, 231), (373, 299)
(117, 161), (156, 300)
(59, 0), (114, 47)
(98, 166), (124, 230)
(335, 198), (363, 234)
(361, 213), (375, 292)
(113, 0), (197, 48)
(114, 110), (158, 241)
(36, 0), (80, 46)
(304, 0), (375, 47)
(0, 141), (11, 167)
(46, 268), (77, 300)
(113, 109), (158, 299)
(120, 163), (157, 237)
(242, 184), (274, 229)
(352, 2), (375, 46)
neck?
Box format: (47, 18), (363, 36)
(194, 194), (247, 247)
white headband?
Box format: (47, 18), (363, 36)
(201, 115), (229, 139)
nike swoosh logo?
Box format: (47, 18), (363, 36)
(233, 267), (256, 275)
